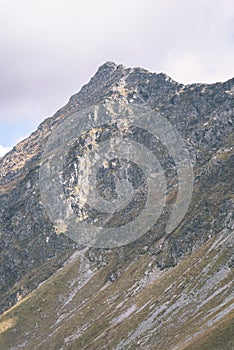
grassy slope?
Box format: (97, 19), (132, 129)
(0, 229), (233, 350)
(182, 311), (234, 350)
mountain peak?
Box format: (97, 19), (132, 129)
(98, 60), (119, 70)
(0, 64), (233, 350)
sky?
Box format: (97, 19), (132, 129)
(0, 0), (233, 156)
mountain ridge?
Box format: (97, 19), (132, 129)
(0, 62), (233, 349)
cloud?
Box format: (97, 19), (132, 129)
(0, 0), (233, 147)
(0, 145), (12, 158)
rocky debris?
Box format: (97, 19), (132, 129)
(0, 62), (233, 315)
(0, 227), (233, 350)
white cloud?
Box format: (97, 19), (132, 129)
(0, 0), (233, 144)
(0, 135), (27, 158)
(0, 145), (12, 158)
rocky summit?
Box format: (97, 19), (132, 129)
(0, 62), (233, 350)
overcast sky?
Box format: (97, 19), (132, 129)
(0, 0), (233, 156)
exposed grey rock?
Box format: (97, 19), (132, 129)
(0, 62), (233, 315)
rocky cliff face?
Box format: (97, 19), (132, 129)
(0, 62), (233, 349)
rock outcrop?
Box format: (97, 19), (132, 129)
(0, 61), (233, 332)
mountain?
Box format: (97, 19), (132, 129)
(0, 62), (233, 349)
